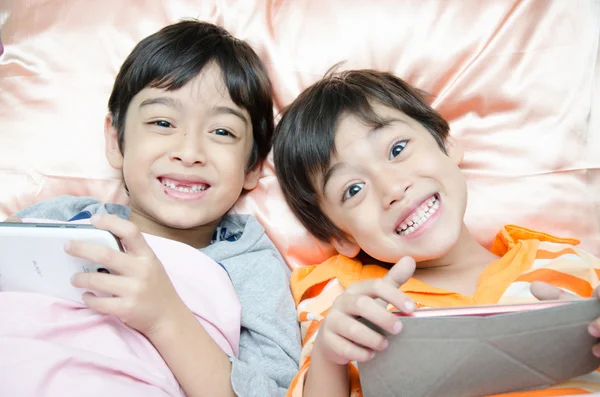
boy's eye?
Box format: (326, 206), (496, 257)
(212, 128), (232, 137)
(343, 183), (365, 201)
(389, 140), (407, 160)
(152, 120), (173, 128)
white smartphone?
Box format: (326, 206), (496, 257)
(0, 222), (123, 303)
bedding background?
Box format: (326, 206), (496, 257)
(1, 0), (599, 268)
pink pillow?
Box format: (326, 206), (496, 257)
(1, 0), (599, 270)
(234, 0), (600, 266)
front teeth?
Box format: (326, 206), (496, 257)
(396, 196), (440, 236)
(161, 179), (207, 193)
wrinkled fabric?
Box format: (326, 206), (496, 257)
(0, 0), (599, 269)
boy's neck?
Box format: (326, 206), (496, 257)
(129, 207), (219, 249)
(355, 224), (499, 295)
(417, 223), (498, 270)
(410, 224), (500, 295)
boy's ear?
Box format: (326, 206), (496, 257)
(331, 236), (361, 258)
(243, 161), (262, 190)
(445, 136), (464, 165)
(105, 114), (124, 170)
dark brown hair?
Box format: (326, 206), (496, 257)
(108, 20), (274, 169)
(273, 69), (450, 242)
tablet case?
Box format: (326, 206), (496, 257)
(358, 299), (600, 397)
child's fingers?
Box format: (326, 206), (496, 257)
(374, 256), (416, 310)
(347, 279), (415, 314)
(530, 281), (578, 301)
(384, 256), (416, 288)
(81, 293), (123, 317)
(588, 286), (600, 339)
(592, 342), (600, 358)
(329, 312), (390, 352)
(3, 216), (22, 223)
(90, 214), (151, 256)
(65, 240), (134, 277)
(589, 318), (600, 339)
(320, 330), (375, 364)
(71, 271), (130, 297)
(337, 291), (403, 335)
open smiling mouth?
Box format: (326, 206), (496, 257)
(159, 177), (210, 194)
(395, 194), (440, 236)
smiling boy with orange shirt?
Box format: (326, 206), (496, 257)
(273, 69), (600, 397)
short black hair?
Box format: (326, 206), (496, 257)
(273, 69), (450, 242)
(108, 20), (274, 169)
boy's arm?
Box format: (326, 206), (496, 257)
(145, 305), (238, 397)
(285, 274), (361, 397)
(155, 247), (300, 397)
(61, 213), (239, 397)
(304, 350), (351, 397)
(291, 257), (415, 397)
(295, 311), (355, 397)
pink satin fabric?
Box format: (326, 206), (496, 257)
(1, 0), (599, 269)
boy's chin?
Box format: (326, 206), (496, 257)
(150, 210), (219, 230)
(160, 217), (218, 230)
(362, 242), (456, 266)
(391, 236), (461, 265)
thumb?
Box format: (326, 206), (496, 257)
(3, 216), (22, 223)
(374, 256), (416, 310)
(384, 256), (416, 289)
(530, 281), (578, 301)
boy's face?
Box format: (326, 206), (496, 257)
(316, 102), (467, 264)
(105, 63), (259, 234)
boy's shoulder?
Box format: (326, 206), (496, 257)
(491, 224), (582, 257)
(14, 195), (130, 221)
(206, 213), (290, 274)
(488, 225), (600, 303)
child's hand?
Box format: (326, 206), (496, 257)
(531, 281), (600, 356)
(530, 281), (581, 301)
(313, 256), (416, 365)
(68, 214), (185, 337)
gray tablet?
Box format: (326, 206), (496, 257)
(359, 299), (600, 397)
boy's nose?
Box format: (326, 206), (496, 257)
(378, 174), (410, 209)
(170, 132), (207, 166)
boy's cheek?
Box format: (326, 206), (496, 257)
(217, 150), (252, 174)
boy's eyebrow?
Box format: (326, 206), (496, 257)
(321, 125), (378, 194)
(139, 97), (182, 110)
(321, 119), (409, 193)
(366, 118), (409, 136)
(322, 163), (345, 193)
(212, 106), (249, 126)
(138, 100), (248, 125)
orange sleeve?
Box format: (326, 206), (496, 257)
(512, 242), (600, 298)
(287, 275), (364, 397)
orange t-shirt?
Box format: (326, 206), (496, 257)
(287, 225), (600, 397)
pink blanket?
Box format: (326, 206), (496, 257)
(0, 222), (241, 396)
